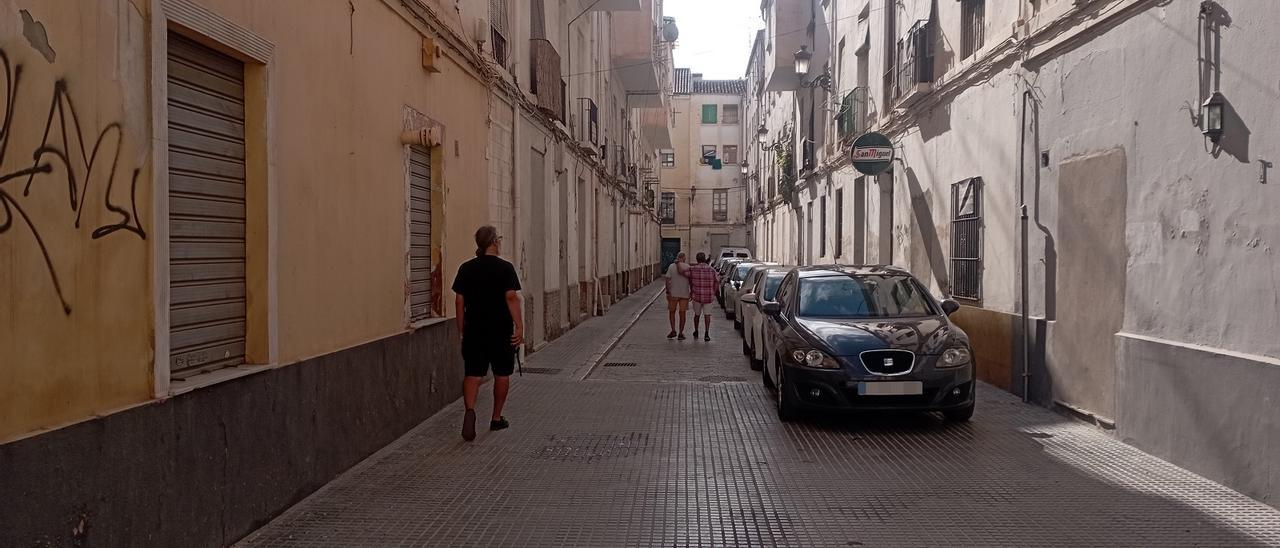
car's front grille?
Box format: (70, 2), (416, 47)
(860, 350), (915, 375)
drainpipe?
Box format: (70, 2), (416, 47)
(1019, 88), (1032, 403)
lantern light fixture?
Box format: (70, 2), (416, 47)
(794, 45), (812, 77)
(1201, 91), (1225, 143)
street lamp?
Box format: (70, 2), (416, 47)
(793, 45), (812, 77)
(757, 125), (769, 145)
(1202, 91), (1225, 143)
(740, 162), (749, 176)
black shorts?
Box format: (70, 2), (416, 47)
(462, 338), (515, 377)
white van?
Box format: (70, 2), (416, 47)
(717, 246), (752, 262)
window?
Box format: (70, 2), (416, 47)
(701, 104), (718, 124)
(820, 196), (828, 257)
(768, 176), (776, 198)
(723, 145), (739, 165)
(896, 19), (934, 99)
(835, 189), (844, 258)
(962, 0), (985, 59)
(660, 192), (676, 224)
(489, 0), (509, 66)
(722, 104), (740, 124)
(408, 145), (433, 322)
(661, 151), (675, 168)
(701, 145), (717, 164)
(713, 189), (728, 222)
(951, 177), (983, 300)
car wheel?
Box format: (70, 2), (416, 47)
(943, 402), (975, 423)
(734, 318), (743, 331)
(749, 354), (764, 372)
(775, 363), (799, 422)
(762, 355), (775, 388)
(741, 337), (751, 355)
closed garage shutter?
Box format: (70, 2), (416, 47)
(167, 34), (247, 377)
(409, 146), (432, 321)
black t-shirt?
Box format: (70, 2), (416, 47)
(452, 255), (521, 340)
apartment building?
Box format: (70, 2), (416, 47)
(1, 0), (669, 544)
(659, 69), (748, 268)
(748, 0), (1280, 508)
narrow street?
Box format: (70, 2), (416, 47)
(238, 283), (1280, 547)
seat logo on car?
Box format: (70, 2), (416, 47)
(883, 358), (895, 367)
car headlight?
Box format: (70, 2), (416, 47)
(790, 349), (838, 369)
(939, 346), (972, 368)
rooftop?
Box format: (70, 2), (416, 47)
(673, 68), (746, 96)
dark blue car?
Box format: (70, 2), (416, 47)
(760, 266), (976, 422)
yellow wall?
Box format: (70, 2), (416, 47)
(0, 0), (491, 441)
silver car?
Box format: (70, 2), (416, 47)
(733, 263), (781, 331)
(740, 267), (791, 370)
(721, 262), (761, 320)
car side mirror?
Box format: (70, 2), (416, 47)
(941, 299), (961, 316)
(762, 302), (781, 316)
(742, 293), (758, 305)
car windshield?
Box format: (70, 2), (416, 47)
(762, 274), (785, 300)
(733, 264), (754, 281)
(798, 275), (936, 318)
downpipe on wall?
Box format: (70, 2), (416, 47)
(1018, 88), (1032, 404)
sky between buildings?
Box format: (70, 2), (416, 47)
(665, 0), (763, 80)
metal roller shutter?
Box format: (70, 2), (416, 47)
(409, 146), (432, 321)
(167, 33), (247, 377)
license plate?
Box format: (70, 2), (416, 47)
(858, 381), (923, 396)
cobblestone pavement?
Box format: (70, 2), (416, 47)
(238, 287), (1280, 547)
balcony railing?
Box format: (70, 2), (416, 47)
(837, 87), (869, 143)
(895, 20), (934, 102)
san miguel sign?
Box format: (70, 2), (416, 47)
(850, 132), (895, 175)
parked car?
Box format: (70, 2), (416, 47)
(720, 262), (761, 318)
(732, 263), (781, 331)
(716, 246), (752, 263)
(714, 259), (742, 304)
(739, 266), (793, 369)
(759, 265), (975, 423)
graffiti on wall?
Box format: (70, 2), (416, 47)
(1, 48), (147, 315)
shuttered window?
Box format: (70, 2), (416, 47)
(409, 146), (433, 322)
(951, 177), (982, 300)
(167, 33), (248, 377)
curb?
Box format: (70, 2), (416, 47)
(573, 287), (665, 381)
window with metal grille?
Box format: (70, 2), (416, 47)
(660, 192), (676, 224)
(701, 145), (716, 165)
(661, 151), (675, 167)
(713, 189), (728, 222)
(951, 177), (982, 300)
(961, 0), (985, 59)
(489, 0), (509, 66)
(722, 104), (739, 124)
(896, 19), (933, 99)
(820, 196), (828, 257)
(835, 188), (844, 258)
(701, 104), (718, 124)
(837, 87), (869, 142)
(723, 145), (738, 164)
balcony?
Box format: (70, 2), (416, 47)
(530, 39), (564, 121)
(894, 20), (934, 108)
(763, 0), (810, 92)
(610, 0), (659, 92)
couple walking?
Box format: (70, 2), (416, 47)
(664, 252), (718, 342)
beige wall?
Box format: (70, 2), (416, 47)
(0, 0), (154, 442)
(0, 0), (491, 442)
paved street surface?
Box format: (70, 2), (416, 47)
(239, 283), (1280, 547)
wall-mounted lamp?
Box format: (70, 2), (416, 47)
(740, 163), (749, 176)
(1202, 91), (1225, 143)
(794, 45), (812, 77)
(757, 125), (769, 144)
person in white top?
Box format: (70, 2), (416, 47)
(664, 252), (691, 340)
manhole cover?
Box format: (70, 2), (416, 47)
(698, 375), (749, 383)
(601, 362), (637, 367)
(533, 433), (650, 462)
(521, 367), (561, 375)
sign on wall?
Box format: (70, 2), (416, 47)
(851, 132), (895, 175)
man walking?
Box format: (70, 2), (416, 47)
(664, 252), (691, 340)
(686, 252), (719, 342)
(452, 226), (524, 441)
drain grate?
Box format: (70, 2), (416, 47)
(533, 433), (651, 462)
(698, 375), (750, 383)
(601, 362), (638, 367)
(521, 367), (562, 375)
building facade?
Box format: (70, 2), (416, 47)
(0, 0), (669, 545)
(748, 0), (1280, 509)
(659, 69), (748, 267)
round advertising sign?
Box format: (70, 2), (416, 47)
(850, 132), (895, 175)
